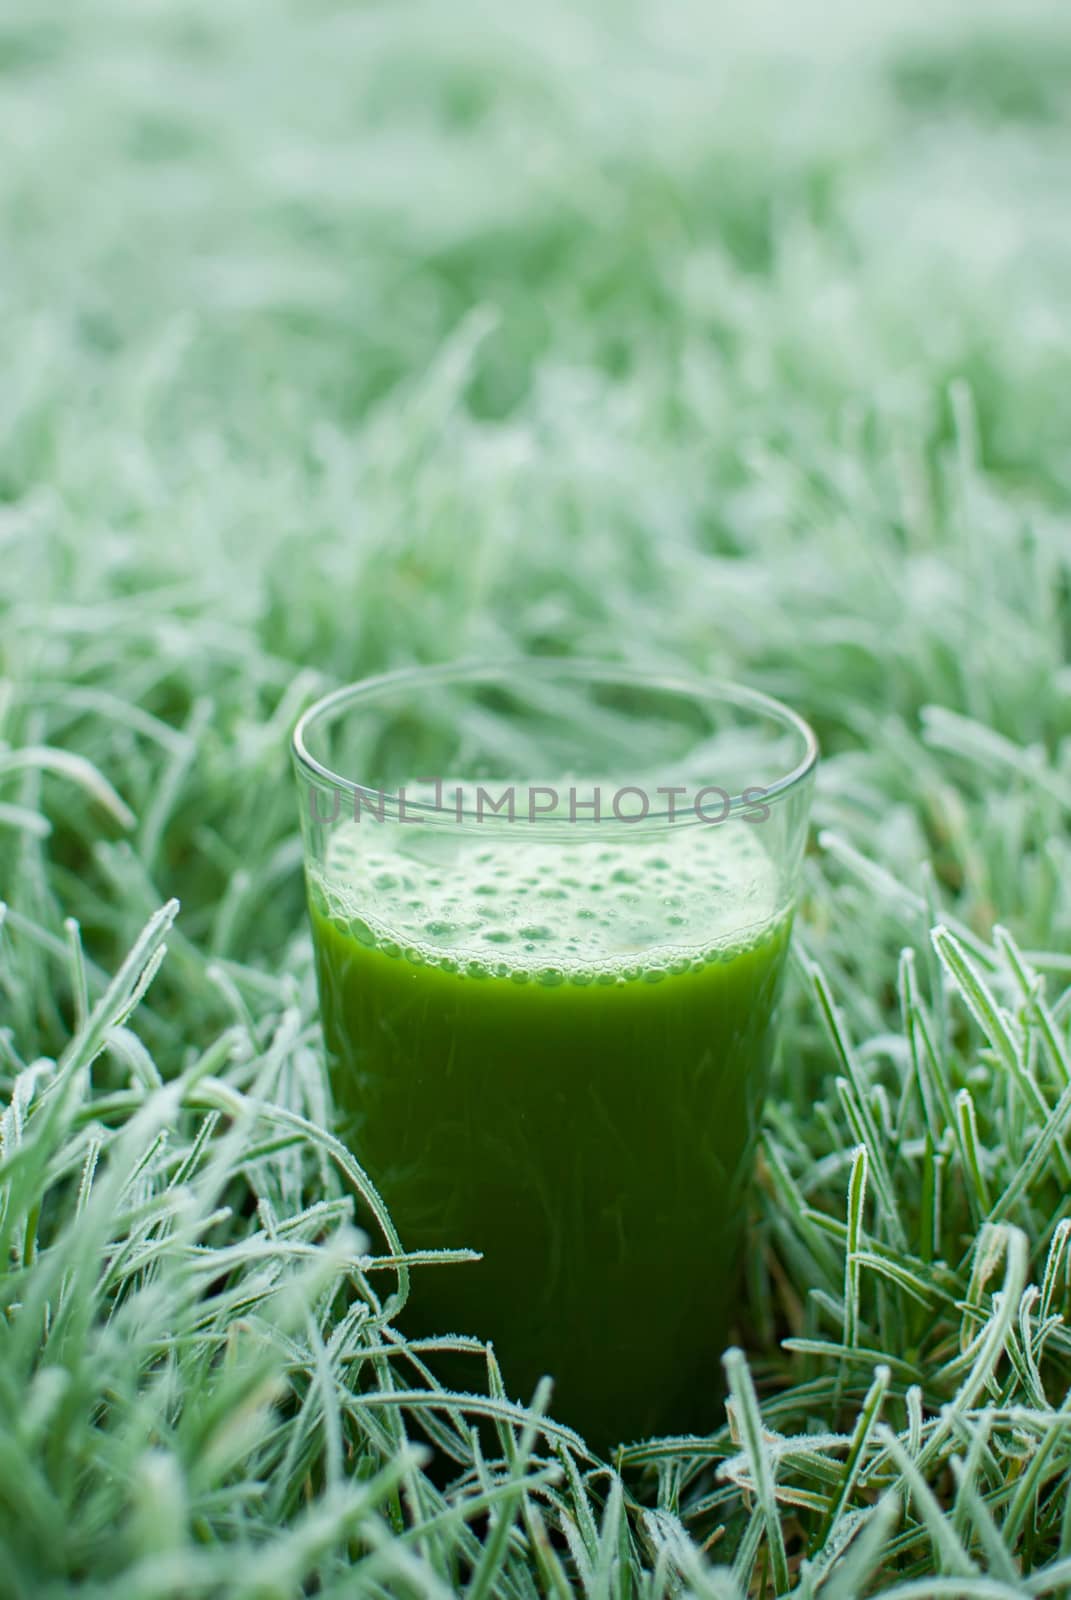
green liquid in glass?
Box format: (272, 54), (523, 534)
(309, 823), (791, 1451)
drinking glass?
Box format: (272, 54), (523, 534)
(292, 660), (816, 1450)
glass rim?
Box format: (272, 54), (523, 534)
(291, 658), (819, 828)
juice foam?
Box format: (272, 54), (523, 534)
(311, 818), (784, 980)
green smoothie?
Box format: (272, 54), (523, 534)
(309, 820), (790, 1450)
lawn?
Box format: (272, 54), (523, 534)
(2, 0), (1071, 1594)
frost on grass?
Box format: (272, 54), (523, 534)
(2, 0), (1071, 1593)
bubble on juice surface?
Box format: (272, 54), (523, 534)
(315, 816), (783, 980)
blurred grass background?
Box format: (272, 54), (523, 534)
(3, 0), (1071, 1594)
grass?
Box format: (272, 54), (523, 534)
(2, 0), (1071, 1593)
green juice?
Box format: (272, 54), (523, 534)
(309, 821), (790, 1450)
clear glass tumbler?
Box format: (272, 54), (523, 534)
(292, 660), (816, 1451)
